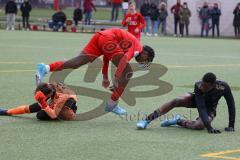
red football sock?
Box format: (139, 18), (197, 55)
(111, 85), (125, 101)
(49, 61), (64, 72)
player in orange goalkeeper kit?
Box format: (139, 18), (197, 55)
(0, 82), (77, 121)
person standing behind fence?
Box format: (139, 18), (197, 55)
(158, 2), (168, 36)
(73, 4), (83, 26)
(5, 0), (17, 31)
(171, 0), (182, 36)
(20, 0), (32, 30)
(83, 0), (96, 25)
(122, 1), (145, 40)
(150, 3), (159, 37)
(179, 2), (191, 37)
(199, 2), (211, 37)
(111, 0), (122, 21)
(210, 3), (221, 38)
(140, 0), (151, 36)
(233, 3), (240, 38)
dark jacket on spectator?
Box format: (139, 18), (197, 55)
(211, 7), (221, 22)
(171, 3), (182, 18)
(159, 8), (168, 21)
(233, 7), (240, 27)
(150, 3), (159, 21)
(52, 11), (67, 23)
(179, 7), (191, 24)
(140, 2), (151, 17)
(73, 8), (83, 21)
(5, 0), (17, 14)
(20, 1), (32, 17)
(199, 6), (211, 22)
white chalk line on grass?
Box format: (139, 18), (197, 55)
(0, 64), (240, 73)
(0, 43), (240, 60)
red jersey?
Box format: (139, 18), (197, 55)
(83, 28), (142, 78)
(122, 12), (146, 40)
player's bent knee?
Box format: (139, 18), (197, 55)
(29, 103), (42, 113)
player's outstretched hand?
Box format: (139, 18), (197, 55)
(208, 128), (221, 134)
(102, 79), (110, 88)
(225, 127), (235, 132)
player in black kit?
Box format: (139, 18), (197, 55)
(137, 72), (236, 134)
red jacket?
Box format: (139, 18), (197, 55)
(112, 0), (122, 4)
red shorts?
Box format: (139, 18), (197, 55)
(83, 33), (126, 62)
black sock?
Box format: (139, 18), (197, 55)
(0, 109), (8, 115)
(146, 110), (160, 123)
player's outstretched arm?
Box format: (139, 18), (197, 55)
(194, 84), (221, 134)
(223, 83), (236, 132)
(102, 56), (110, 88)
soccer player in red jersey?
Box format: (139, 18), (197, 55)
(122, 1), (146, 40)
(36, 28), (155, 116)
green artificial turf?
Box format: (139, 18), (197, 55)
(0, 30), (239, 160)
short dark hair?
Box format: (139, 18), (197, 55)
(202, 72), (216, 84)
(143, 45), (155, 62)
(35, 83), (53, 96)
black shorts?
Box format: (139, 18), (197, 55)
(186, 92), (216, 118)
(186, 92), (196, 108)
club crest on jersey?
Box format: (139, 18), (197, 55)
(119, 40), (132, 50)
(102, 41), (117, 53)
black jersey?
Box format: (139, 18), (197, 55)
(194, 80), (235, 130)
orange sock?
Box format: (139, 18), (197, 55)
(7, 105), (30, 115)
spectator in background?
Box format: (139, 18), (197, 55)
(49, 8), (66, 31)
(5, 0), (17, 30)
(83, 0), (96, 25)
(122, 0), (129, 16)
(171, 0), (182, 36)
(73, 4), (83, 26)
(122, 1), (145, 40)
(150, 3), (159, 36)
(179, 2), (191, 37)
(111, 0), (122, 21)
(140, 0), (151, 36)
(233, 3), (240, 38)
(20, 0), (32, 30)
(158, 2), (168, 36)
(211, 3), (221, 38)
(199, 2), (211, 37)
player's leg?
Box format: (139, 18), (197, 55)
(177, 116), (213, 130)
(36, 32), (101, 83)
(105, 54), (133, 115)
(137, 93), (193, 129)
(36, 52), (92, 83)
(0, 103), (41, 116)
